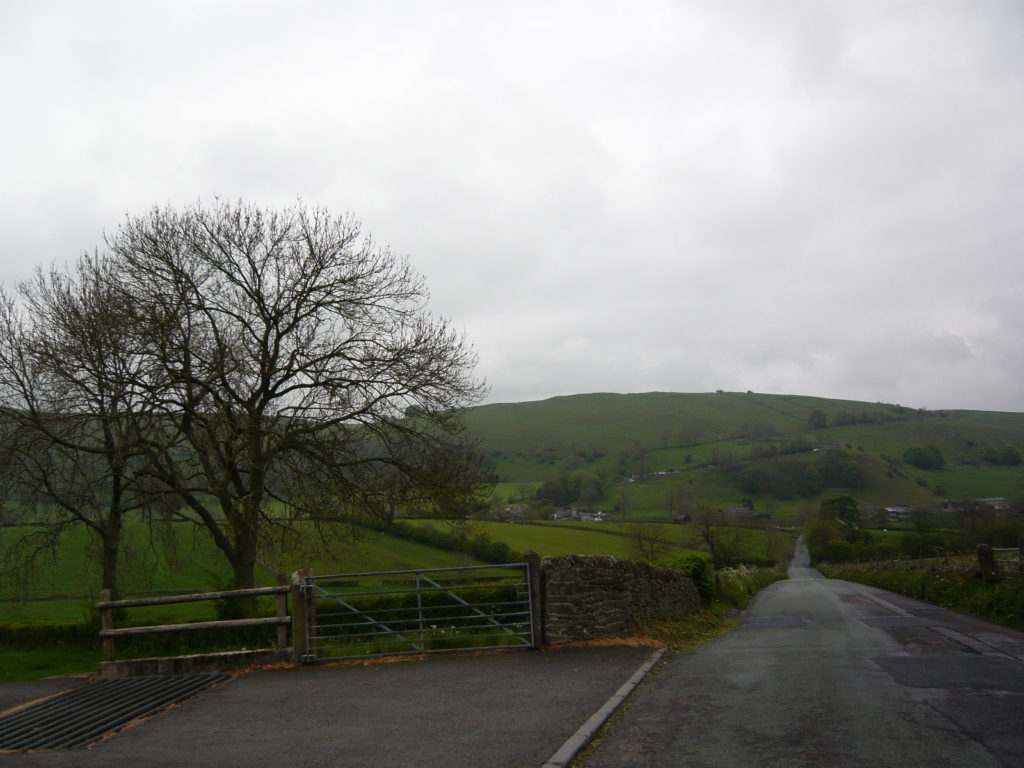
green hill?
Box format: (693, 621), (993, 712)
(465, 391), (1024, 521)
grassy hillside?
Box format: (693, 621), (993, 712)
(467, 391), (1024, 520)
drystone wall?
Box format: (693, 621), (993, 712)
(539, 554), (701, 644)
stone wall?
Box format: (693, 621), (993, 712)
(539, 554), (701, 644)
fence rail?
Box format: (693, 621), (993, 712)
(96, 578), (293, 665)
(98, 585), (289, 610)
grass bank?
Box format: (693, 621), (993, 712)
(644, 562), (787, 651)
(0, 646), (103, 682)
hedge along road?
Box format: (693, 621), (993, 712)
(580, 538), (1024, 768)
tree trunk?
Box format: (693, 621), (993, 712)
(99, 515), (127, 620)
(100, 515), (123, 603)
(226, 536), (259, 617)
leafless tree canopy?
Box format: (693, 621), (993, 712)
(0, 200), (489, 597)
(0, 257), (154, 598)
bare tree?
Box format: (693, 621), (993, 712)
(664, 486), (688, 517)
(694, 506), (743, 568)
(108, 200), (487, 597)
(614, 489), (632, 522)
(514, 482), (533, 503)
(0, 257), (156, 599)
(353, 438), (495, 526)
(629, 520), (668, 564)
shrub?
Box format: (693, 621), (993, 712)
(902, 445), (945, 470)
(671, 554), (713, 599)
(714, 564), (786, 609)
(821, 539), (853, 563)
(981, 446), (1022, 466)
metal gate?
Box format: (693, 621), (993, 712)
(994, 548), (1021, 578)
(300, 563), (536, 662)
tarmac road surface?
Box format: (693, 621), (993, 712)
(0, 644), (654, 767)
(578, 538), (1024, 768)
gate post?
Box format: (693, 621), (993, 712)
(276, 572), (288, 650)
(291, 569), (310, 664)
(977, 544), (999, 582)
(524, 551), (543, 649)
(306, 567), (316, 641)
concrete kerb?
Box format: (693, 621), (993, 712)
(541, 646), (667, 768)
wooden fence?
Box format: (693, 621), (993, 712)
(96, 572), (305, 676)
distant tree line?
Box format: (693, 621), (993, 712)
(732, 449), (866, 499)
(807, 407), (909, 430)
(807, 494), (1024, 565)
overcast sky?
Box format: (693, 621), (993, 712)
(2, 1), (1022, 411)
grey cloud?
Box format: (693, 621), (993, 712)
(1, 1), (1022, 411)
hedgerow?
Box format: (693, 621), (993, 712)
(820, 563), (1024, 631)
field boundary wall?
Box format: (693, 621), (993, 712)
(537, 554), (701, 644)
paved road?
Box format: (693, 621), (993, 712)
(580, 540), (1024, 768)
(0, 644), (654, 767)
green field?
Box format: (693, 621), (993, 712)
(0, 646), (103, 683)
(413, 519), (793, 566)
(1, 513), (796, 627)
(427, 520), (685, 559)
(0, 521), (489, 625)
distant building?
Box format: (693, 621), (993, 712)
(977, 497), (1010, 511)
(942, 497), (1010, 513)
(502, 504), (527, 520)
(885, 505), (912, 521)
(721, 506), (756, 519)
(551, 506), (607, 522)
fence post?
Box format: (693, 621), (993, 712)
(276, 573), (288, 650)
(977, 543), (999, 582)
(99, 589), (116, 662)
(524, 551), (543, 649)
(291, 569), (309, 664)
